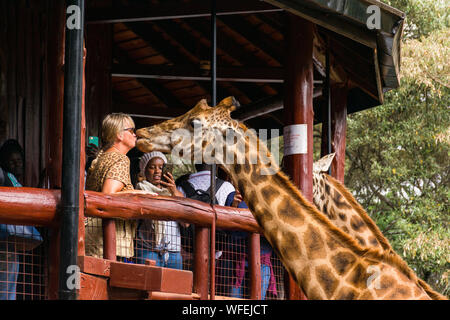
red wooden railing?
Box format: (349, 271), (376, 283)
(0, 187), (271, 299)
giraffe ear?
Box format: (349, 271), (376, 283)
(216, 96), (240, 112)
(313, 153), (336, 173)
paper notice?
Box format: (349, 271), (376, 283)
(283, 124), (307, 156)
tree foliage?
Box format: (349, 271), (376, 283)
(344, 1), (449, 295)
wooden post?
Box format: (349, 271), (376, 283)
(78, 44), (86, 258)
(283, 14), (313, 301)
(193, 227), (209, 299)
(103, 220), (116, 260)
(330, 85), (347, 183)
(249, 233), (261, 299)
(46, 0), (66, 299)
(321, 84), (348, 183)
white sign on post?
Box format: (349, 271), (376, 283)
(283, 124), (307, 156)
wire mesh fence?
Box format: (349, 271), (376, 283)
(85, 218), (287, 300)
(0, 227), (48, 300)
(1, 216), (288, 300)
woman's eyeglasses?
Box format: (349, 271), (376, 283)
(123, 127), (136, 134)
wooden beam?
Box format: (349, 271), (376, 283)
(84, 192), (262, 233)
(0, 188), (262, 232)
(113, 46), (187, 108)
(112, 103), (189, 119)
(109, 261), (193, 294)
(218, 14), (283, 64)
(263, 0), (377, 48)
(79, 273), (109, 300)
(150, 19), (262, 101)
(123, 22), (216, 98)
(0, 187), (59, 226)
(112, 63), (285, 83)
(87, 0), (283, 24)
(233, 89), (322, 122)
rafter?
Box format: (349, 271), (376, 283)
(113, 46), (187, 108)
(149, 19), (260, 102)
(87, 0), (283, 24)
(111, 63), (284, 83)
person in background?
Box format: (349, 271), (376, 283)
(0, 140), (25, 300)
(85, 113), (138, 260)
(135, 152), (187, 269)
(224, 190), (277, 300)
(176, 163), (235, 206)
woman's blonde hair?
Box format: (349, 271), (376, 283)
(101, 113), (134, 150)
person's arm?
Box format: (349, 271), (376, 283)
(102, 178), (125, 194)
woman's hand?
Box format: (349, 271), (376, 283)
(231, 190), (243, 207)
(160, 172), (183, 197)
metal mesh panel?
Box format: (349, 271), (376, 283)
(0, 228), (48, 300)
(84, 216), (289, 300)
(215, 230), (249, 298)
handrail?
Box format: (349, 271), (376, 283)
(85, 191), (262, 232)
(0, 187), (270, 300)
(0, 187), (262, 233)
(0, 187), (60, 226)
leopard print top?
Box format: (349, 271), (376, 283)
(86, 150), (133, 192)
(85, 151), (136, 258)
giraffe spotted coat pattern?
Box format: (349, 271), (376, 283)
(135, 97), (441, 300)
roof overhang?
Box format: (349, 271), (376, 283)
(263, 0), (405, 110)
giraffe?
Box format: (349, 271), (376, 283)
(312, 153), (446, 300)
(135, 97), (433, 300)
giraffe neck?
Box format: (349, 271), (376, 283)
(214, 130), (430, 299)
(312, 172), (446, 300)
(312, 172), (391, 251)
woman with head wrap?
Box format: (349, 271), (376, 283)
(135, 152), (186, 269)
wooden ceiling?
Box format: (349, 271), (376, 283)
(85, 0), (382, 130)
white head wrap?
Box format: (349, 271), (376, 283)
(139, 151), (168, 176)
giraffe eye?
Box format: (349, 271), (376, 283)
(191, 118), (202, 128)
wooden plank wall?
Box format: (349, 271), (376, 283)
(85, 24), (113, 141)
(0, 0), (57, 188)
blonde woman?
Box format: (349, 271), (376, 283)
(85, 113), (139, 260)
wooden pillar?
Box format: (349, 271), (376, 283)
(46, 1), (65, 189)
(283, 14), (313, 300)
(249, 233), (261, 299)
(46, 0), (66, 299)
(330, 85), (347, 183)
(193, 227), (209, 299)
(321, 84), (348, 183)
(78, 45), (86, 258)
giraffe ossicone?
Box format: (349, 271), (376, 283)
(136, 97), (443, 300)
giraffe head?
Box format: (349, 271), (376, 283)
(136, 97), (241, 160)
(313, 153), (335, 173)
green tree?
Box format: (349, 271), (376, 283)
(344, 1), (449, 295)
